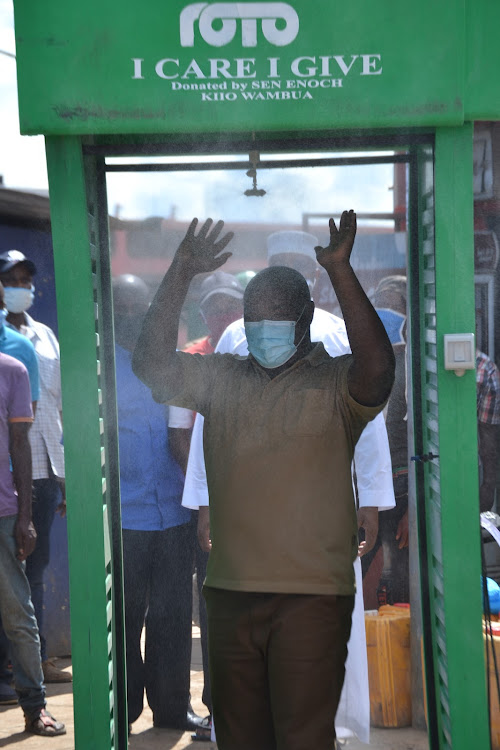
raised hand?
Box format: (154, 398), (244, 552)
(132, 217), (234, 388)
(177, 218), (234, 276)
(314, 210), (357, 270)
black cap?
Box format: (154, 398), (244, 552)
(0, 250), (37, 276)
(199, 271), (244, 308)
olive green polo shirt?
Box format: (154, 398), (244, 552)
(157, 343), (385, 596)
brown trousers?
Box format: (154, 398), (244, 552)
(204, 587), (354, 750)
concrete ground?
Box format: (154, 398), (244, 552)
(0, 627), (429, 749)
(342, 728), (428, 750)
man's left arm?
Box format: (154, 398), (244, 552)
(315, 211), (395, 407)
(316, 211), (395, 554)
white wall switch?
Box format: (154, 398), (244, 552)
(443, 333), (475, 376)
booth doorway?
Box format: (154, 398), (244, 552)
(102, 142), (431, 747)
(51, 129), (484, 749)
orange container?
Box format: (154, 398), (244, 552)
(378, 604), (410, 616)
(365, 608), (412, 727)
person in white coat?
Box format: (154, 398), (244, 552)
(180, 230), (396, 745)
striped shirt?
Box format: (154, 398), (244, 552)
(476, 350), (500, 425)
(11, 314), (65, 479)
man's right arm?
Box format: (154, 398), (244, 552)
(132, 218), (233, 394)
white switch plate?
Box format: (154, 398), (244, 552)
(443, 333), (475, 374)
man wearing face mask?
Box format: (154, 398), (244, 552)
(0, 251), (69, 685)
(0, 281), (39, 415)
(132, 212), (395, 750)
(181, 231), (395, 743)
(112, 274), (202, 733)
(0, 280), (40, 706)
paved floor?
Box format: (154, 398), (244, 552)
(342, 728), (428, 750)
(0, 628), (429, 749)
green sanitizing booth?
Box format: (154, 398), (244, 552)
(12, 1), (500, 747)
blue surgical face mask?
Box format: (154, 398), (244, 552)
(3, 286), (35, 314)
(0, 309), (6, 327)
(245, 305), (307, 369)
(376, 308), (406, 345)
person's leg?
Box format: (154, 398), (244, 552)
(146, 522), (194, 727)
(268, 593), (354, 750)
(205, 587), (276, 750)
(0, 613), (17, 704)
(390, 545), (410, 603)
(361, 531), (384, 609)
(384, 535), (410, 604)
(0, 514), (45, 716)
(122, 529), (152, 724)
(194, 524), (212, 714)
(385, 475), (410, 604)
(26, 478), (60, 664)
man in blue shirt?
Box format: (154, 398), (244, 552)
(0, 283), (39, 406)
(0, 252), (68, 686)
(113, 274), (202, 732)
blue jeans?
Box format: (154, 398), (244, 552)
(0, 614), (13, 683)
(0, 514), (45, 717)
(26, 478), (61, 662)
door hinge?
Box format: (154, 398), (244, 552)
(411, 452), (440, 463)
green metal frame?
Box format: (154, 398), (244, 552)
(11, 2), (497, 747)
(45, 136), (127, 749)
(45, 127), (488, 750)
(431, 125), (488, 747)
(408, 125), (489, 749)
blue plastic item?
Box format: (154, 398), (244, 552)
(482, 576), (500, 614)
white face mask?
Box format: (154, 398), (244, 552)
(3, 286), (35, 314)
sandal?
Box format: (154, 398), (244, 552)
(25, 708), (66, 737)
(192, 714), (212, 742)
